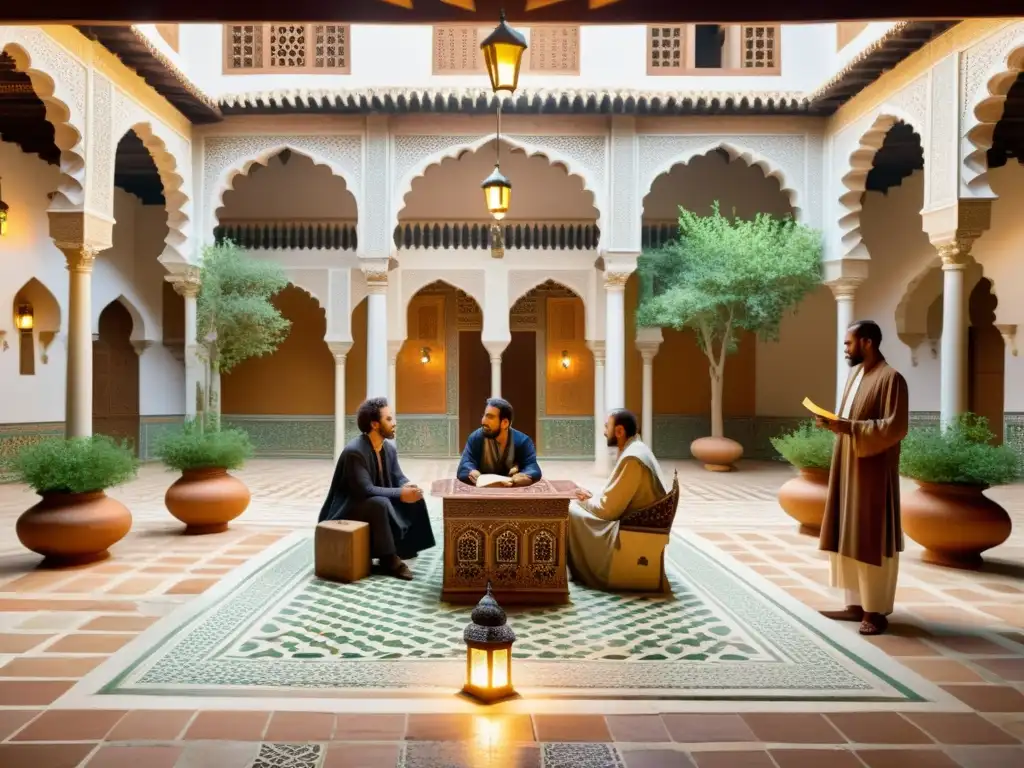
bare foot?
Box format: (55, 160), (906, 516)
(820, 605), (865, 622)
(859, 613), (889, 635)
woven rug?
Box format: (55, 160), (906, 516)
(83, 532), (942, 702)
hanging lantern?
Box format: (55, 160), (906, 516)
(15, 304), (34, 331)
(482, 165), (512, 221)
(420, 346), (431, 364)
(560, 350), (571, 369)
(462, 581), (517, 704)
(480, 10), (528, 95)
(0, 177), (9, 237)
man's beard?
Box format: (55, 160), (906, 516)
(481, 424), (499, 438)
(846, 353), (863, 367)
(379, 424), (395, 440)
(606, 434), (618, 447)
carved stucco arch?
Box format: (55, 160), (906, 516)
(281, 276), (327, 316)
(508, 274), (591, 340)
(961, 24), (1024, 197)
(836, 108), (922, 262)
(203, 134), (362, 248)
(895, 258), (992, 353)
(392, 133), (607, 231)
(0, 30), (88, 210)
(396, 275), (484, 342)
(95, 294), (150, 344)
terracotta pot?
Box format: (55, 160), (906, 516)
(901, 480), (1012, 570)
(778, 467), (830, 536)
(690, 436), (744, 471)
(16, 491), (132, 565)
(165, 468), (251, 534)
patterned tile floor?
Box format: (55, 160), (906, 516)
(1, 458), (1024, 767)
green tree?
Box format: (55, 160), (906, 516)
(195, 240), (291, 427)
(636, 203), (822, 439)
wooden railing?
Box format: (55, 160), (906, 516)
(641, 221), (680, 250)
(394, 219), (601, 250)
(214, 219), (358, 250)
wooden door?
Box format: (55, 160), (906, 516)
(458, 330), (490, 448)
(967, 278), (1005, 444)
(93, 301), (140, 453)
(501, 331), (537, 444)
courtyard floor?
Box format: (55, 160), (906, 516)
(1, 458), (1024, 767)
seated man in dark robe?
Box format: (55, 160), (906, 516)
(318, 397), (435, 580)
(456, 397), (542, 487)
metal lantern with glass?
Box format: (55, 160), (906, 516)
(462, 581), (517, 704)
(15, 304), (34, 331)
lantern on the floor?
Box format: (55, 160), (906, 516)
(0, 177), (9, 236)
(480, 10), (528, 95)
(15, 304), (34, 331)
(482, 165), (511, 220)
(462, 581), (516, 704)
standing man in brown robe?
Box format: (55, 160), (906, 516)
(815, 320), (909, 636)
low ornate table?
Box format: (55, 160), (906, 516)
(430, 478), (578, 605)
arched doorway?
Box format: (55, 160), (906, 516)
(93, 301), (140, 452)
(968, 277), (1005, 443)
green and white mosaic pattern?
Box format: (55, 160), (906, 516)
(93, 532), (936, 701)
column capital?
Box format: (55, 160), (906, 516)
(58, 244), (101, 274)
(131, 340), (152, 357)
(482, 338), (510, 359)
(826, 277), (863, 300)
(935, 239), (974, 269)
(48, 210), (113, 254)
(387, 339), (404, 362)
(166, 266), (202, 298)
(586, 339), (606, 362)
(635, 325), (663, 360)
(603, 269), (632, 290)
(327, 340), (353, 362)
(361, 260), (390, 294)
(924, 198), (992, 269)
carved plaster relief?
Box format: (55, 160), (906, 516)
(364, 120), (390, 257)
(927, 56), (958, 211)
(89, 73), (115, 219)
(610, 125), (639, 252)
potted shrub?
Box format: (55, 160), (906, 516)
(770, 421), (835, 536)
(154, 419), (254, 534)
(899, 413), (1019, 569)
(8, 435), (138, 564)
(636, 202), (822, 471)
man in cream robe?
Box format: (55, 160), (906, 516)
(816, 320), (908, 636)
(568, 409), (667, 590)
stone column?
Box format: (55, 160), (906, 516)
(587, 339), (608, 473)
(56, 245), (99, 438)
(387, 340), (403, 411)
(482, 339), (509, 399)
(604, 268), (631, 412)
(328, 341), (353, 461)
(827, 278), (862, 410)
(167, 267), (202, 418)
(938, 243), (970, 427)
(363, 265), (389, 399)
(635, 327), (664, 446)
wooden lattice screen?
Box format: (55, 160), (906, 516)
(223, 24), (350, 74)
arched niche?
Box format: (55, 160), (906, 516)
(12, 277), (61, 374)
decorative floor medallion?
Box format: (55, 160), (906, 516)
(79, 532), (943, 703)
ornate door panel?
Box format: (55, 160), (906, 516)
(93, 302), (140, 453)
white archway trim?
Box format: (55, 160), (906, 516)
(961, 23), (1024, 198)
(894, 257), (942, 338)
(203, 134), (363, 246)
(835, 108), (922, 261)
(0, 29), (88, 210)
(114, 294), (148, 343)
(392, 133), (606, 231)
(637, 134), (811, 225)
(282, 272), (328, 313)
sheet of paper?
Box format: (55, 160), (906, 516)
(802, 397), (839, 421)
(476, 473), (513, 488)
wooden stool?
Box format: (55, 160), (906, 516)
(315, 520), (371, 583)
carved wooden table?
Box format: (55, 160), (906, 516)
(430, 478), (578, 605)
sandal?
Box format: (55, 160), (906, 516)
(820, 605), (865, 622)
(859, 613), (889, 635)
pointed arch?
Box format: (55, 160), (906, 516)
(12, 277), (62, 332)
(509, 276), (589, 340)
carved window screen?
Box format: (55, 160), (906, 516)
(647, 26), (686, 75)
(647, 24), (780, 75)
(524, 26), (581, 74)
(739, 25), (779, 71)
(223, 24), (350, 74)
(432, 25), (489, 74)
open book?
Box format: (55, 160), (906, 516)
(476, 473), (514, 488)
(802, 397), (839, 421)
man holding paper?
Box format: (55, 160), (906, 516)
(810, 320), (908, 636)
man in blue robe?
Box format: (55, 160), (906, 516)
(456, 398), (542, 487)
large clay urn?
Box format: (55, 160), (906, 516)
(165, 468), (251, 534)
(901, 481), (1012, 569)
(17, 491), (132, 565)
(777, 467), (830, 536)
(691, 436), (744, 471)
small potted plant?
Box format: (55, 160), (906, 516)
(770, 421), (835, 535)
(899, 413), (1019, 569)
(154, 418), (254, 534)
(8, 435), (138, 564)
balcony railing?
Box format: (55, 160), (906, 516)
(394, 220), (600, 250)
(641, 220), (680, 250)
(214, 219), (358, 250)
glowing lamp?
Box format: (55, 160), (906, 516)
(0, 176), (8, 236)
(420, 347), (431, 364)
(560, 350), (571, 369)
(15, 304), (34, 331)
(480, 10), (528, 95)
(482, 166), (512, 221)
(462, 581), (516, 704)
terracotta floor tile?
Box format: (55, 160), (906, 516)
(741, 713), (845, 744)
(826, 712), (931, 744)
(263, 711), (336, 741)
(623, 750), (695, 768)
(944, 745), (1024, 767)
(0, 633), (54, 653)
(164, 578), (217, 595)
(662, 714), (757, 743)
(975, 657), (1024, 681)
(107, 709), (194, 740)
(691, 750), (775, 767)
(208, 557), (248, 566)
(0, 743), (96, 768)
(932, 635), (1016, 655)
(0, 680), (75, 705)
(533, 714), (611, 742)
(190, 568), (231, 575)
(172, 741), (258, 767)
(45, 633), (133, 653)
(863, 635), (941, 657)
(183, 710), (269, 740)
(606, 715), (671, 742)
(84, 745), (182, 768)
(0, 709), (41, 740)
(88, 564), (135, 575)
(54, 577), (113, 593)
(900, 658), (985, 683)
(904, 713), (1021, 745)
(942, 684), (1024, 712)
(770, 749), (864, 768)
(141, 567), (185, 575)
(0, 599), (134, 612)
(332, 713), (406, 741)
(79, 615), (157, 632)
(855, 748), (961, 767)
(323, 742), (401, 768)
(105, 578), (166, 595)
(405, 714), (475, 741)
(980, 583), (1024, 595)
(159, 556), (201, 564)
(1, 572), (78, 591)
(896, 587), (944, 603)
(14, 709), (127, 741)
(0, 656), (106, 678)
(16, 614), (86, 630)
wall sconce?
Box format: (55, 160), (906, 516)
(420, 346), (431, 364)
(15, 304), (34, 331)
(0, 177), (9, 237)
(560, 350), (571, 369)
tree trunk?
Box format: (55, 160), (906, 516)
(710, 365), (724, 438)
